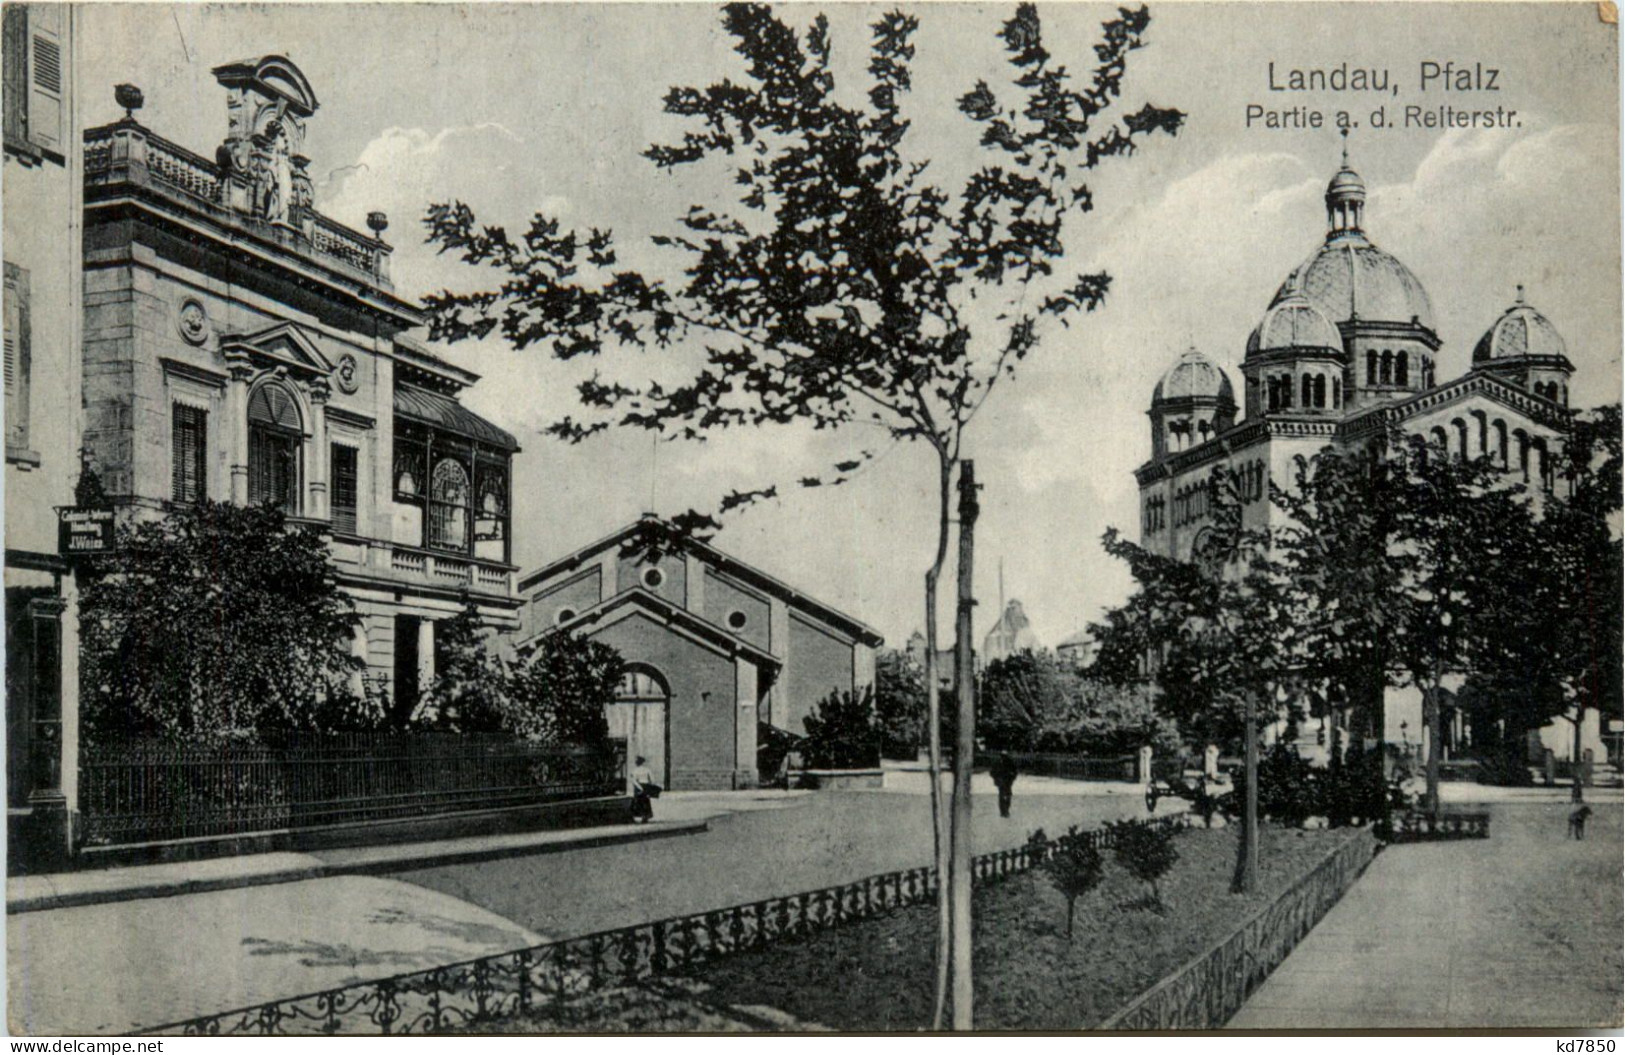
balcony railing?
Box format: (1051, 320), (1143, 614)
(329, 535), (514, 598)
(84, 122), (391, 287)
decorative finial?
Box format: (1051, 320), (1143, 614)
(1340, 127), (1350, 168)
(1515, 284), (1526, 305)
(114, 83), (144, 121)
(366, 211), (389, 237)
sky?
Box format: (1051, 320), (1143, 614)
(77, 2), (1622, 649)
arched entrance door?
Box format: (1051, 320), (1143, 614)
(607, 667), (669, 787)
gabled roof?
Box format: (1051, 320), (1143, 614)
(515, 587), (782, 668)
(1338, 367), (1570, 441)
(519, 517), (884, 647)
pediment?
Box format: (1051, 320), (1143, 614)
(1390, 370), (1568, 433)
(221, 322), (332, 377)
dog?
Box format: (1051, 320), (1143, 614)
(1568, 804), (1593, 840)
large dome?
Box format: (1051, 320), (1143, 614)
(1152, 349), (1235, 404)
(1247, 294), (1343, 357)
(1473, 290), (1568, 363)
(1271, 237), (1436, 331)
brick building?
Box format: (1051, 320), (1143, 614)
(516, 518), (882, 789)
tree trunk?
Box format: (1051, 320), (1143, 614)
(1066, 897), (1075, 940)
(950, 460), (978, 1030)
(1425, 656), (1442, 816)
(925, 455), (952, 1032)
(1239, 689), (1259, 893)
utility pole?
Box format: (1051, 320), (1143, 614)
(950, 460), (978, 1029)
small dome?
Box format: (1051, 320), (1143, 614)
(1152, 349), (1235, 404)
(1272, 240), (1435, 332)
(1473, 288), (1569, 363)
(1247, 294), (1343, 357)
(1326, 166), (1366, 198)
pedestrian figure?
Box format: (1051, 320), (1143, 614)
(630, 755), (658, 823)
(1569, 804), (1593, 840)
(991, 753), (1019, 818)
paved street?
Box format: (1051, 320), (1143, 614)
(395, 778), (1174, 942)
(1229, 802), (1624, 1030)
(7, 778), (1172, 1035)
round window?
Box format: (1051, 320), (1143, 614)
(641, 566), (665, 589)
(556, 608), (577, 625)
(727, 610), (748, 631)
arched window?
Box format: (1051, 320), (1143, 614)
(1367, 349), (1378, 385)
(1380, 351), (1393, 385)
(247, 383), (301, 513)
(1333, 376), (1342, 407)
(1280, 375), (1292, 409)
(1560, 385), (1568, 406)
(1302, 374), (1313, 408)
(428, 456), (470, 551)
(1514, 429), (1530, 480)
(1312, 374), (1327, 408)
(1453, 419), (1469, 462)
(1395, 351), (1409, 387)
(1491, 420), (1508, 468)
(1429, 426), (1449, 457)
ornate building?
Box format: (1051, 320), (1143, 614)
(81, 56), (520, 714)
(1135, 147), (1604, 763)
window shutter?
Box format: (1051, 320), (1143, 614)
(4, 263), (29, 452)
(331, 444), (358, 534)
(171, 404), (207, 503)
(24, 4), (61, 154)
(2, 7), (27, 146)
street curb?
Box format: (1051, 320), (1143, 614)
(6, 818), (710, 916)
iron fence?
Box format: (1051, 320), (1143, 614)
(79, 734), (625, 846)
(1099, 829), (1379, 1030)
(146, 814), (1185, 1035)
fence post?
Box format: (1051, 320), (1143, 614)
(1138, 745), (1153, 784)
(1203, 744), (1219, 780)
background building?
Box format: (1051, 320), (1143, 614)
(5, 3), (80, 866)
(1135, 148), (1603, 766)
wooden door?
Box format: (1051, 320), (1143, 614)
(608, 669), (669, 786)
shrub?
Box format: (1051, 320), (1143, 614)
(509, 632), (624, 747)
(874, 649), (927, 759)
(1108, 819), (1179, 910)
(1043, 826), (1105, 939)
(802, 686), (880, 769)
(78, 500), (365, 740)
(1256, 744), (1317, 827)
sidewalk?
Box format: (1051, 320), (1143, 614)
(7, 814), (711, 915)
(1228, 801), (1623, 1030)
